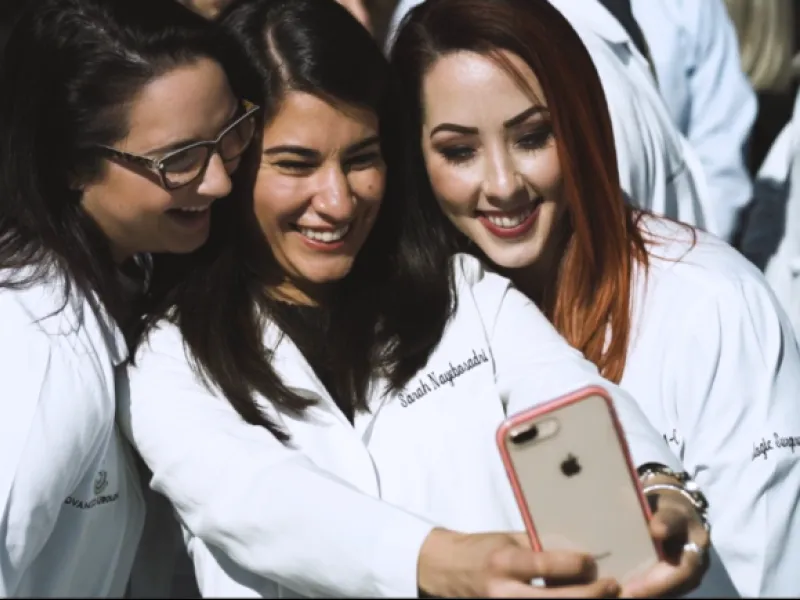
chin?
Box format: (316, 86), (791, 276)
(169, 239), (208, 255)
(480, 245), (541, 271)
(302, 264), (356, 285)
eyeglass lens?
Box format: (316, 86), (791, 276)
(161, 114), (256, 187)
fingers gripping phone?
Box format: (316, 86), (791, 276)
(496, 385), (661, 584)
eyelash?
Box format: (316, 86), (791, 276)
(275, 160), (312, 171)
(274, 152), (381, 173)
(439, 126), (554, 165)
(347, 151), (382, 170)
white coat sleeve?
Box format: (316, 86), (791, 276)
(471, 267), (680, 471)
(120, 327), (437, 599)
(684, 0), (757, 242)
(666, 276), (800, 597)
(0, 326), (106, 596)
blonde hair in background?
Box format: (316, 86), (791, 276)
(725, 0), (796, 93)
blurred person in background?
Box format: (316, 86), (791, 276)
(742, 87), (800, 337)
(724, 0), (795, 96)
(631, 0), (757, 245)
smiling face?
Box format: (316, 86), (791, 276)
(253, 91), (385, 304)
(80, 57), (241, 260)
(420, 50), (565, 271)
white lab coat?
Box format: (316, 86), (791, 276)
(385, 0), (715, 235)
(631, 0), (757, 242)
(620, 215), (800, 597)
(120, 254), (681, 598)
(756, 90), (800, 338)
(0, 271), (144, 597)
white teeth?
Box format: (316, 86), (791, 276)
(484, 204), (536, 229)
(176, 204), (212, 213)
(298, 224), (350, 243)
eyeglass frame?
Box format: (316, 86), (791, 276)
(92, 100), (261, 190)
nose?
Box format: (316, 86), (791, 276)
(312, 165), (355, 222)
(197, 153), (233, 198)
(482, 145), (520, 201)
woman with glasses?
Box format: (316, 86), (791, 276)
(0, 0), (256, 595)
(121, 0), (708, 597)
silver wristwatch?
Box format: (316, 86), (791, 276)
(637, 463), (711, 532)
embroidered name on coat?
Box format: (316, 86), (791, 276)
(752, 432), (800, 461)
(399, 348), (490, 408)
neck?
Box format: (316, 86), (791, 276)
(503, 260), (552, 308)
(111, 246), (132, 266)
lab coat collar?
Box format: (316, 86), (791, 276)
(265, 322), (354, 428)
(547, 0), (631, 45)
(96, 299), (128, 367)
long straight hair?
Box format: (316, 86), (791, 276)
(389, 0), (649, 383)
(141, 0), (455, 441)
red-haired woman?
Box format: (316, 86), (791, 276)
(388, 0), (800, 597)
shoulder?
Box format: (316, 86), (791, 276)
(643, 216), (762, 288)
(0, 279), (116, 481)
(0, 271), (120, 368)
(0, 267), (125, 364)
(131, 318), (194, 377)
(450, 253), (514, 302)
(448, 252), (544, 334)
(639, 215), (789, 332)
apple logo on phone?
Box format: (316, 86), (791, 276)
(560, 453), (581, 477)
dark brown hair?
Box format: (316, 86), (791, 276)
(139, 0), (455, 441)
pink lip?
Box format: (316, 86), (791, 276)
(477, 204), (540, 239)
(299, 236), (347, 252)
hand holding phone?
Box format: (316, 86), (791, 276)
(496, 385), (661, 585)
(417, 528), (621, 598)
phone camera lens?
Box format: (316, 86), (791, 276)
(511, 424), (539, 445)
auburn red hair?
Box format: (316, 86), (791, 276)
(389, 0), (648, 383)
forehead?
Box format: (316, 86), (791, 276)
(262, 91), (378, 149)
(422, 50), (546, 127)
(178, 0), (235, 19)
(122, 57), (236, 152)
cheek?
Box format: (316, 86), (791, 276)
(518, 146), (563, 197)
(423, 154), (476, 218)
(84, 165), (170, 218)
(252, 171), (303, 237)
(351, 167), (385, 210)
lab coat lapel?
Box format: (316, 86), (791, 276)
(267, 329), (351, 427)
(266, 327), (383, 497)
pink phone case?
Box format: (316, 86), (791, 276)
(496, 385), (662, 583)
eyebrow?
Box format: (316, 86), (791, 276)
(147, 102), (242, 155)
(263, 135), (380, 158)
(429, 105), (547, 138)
